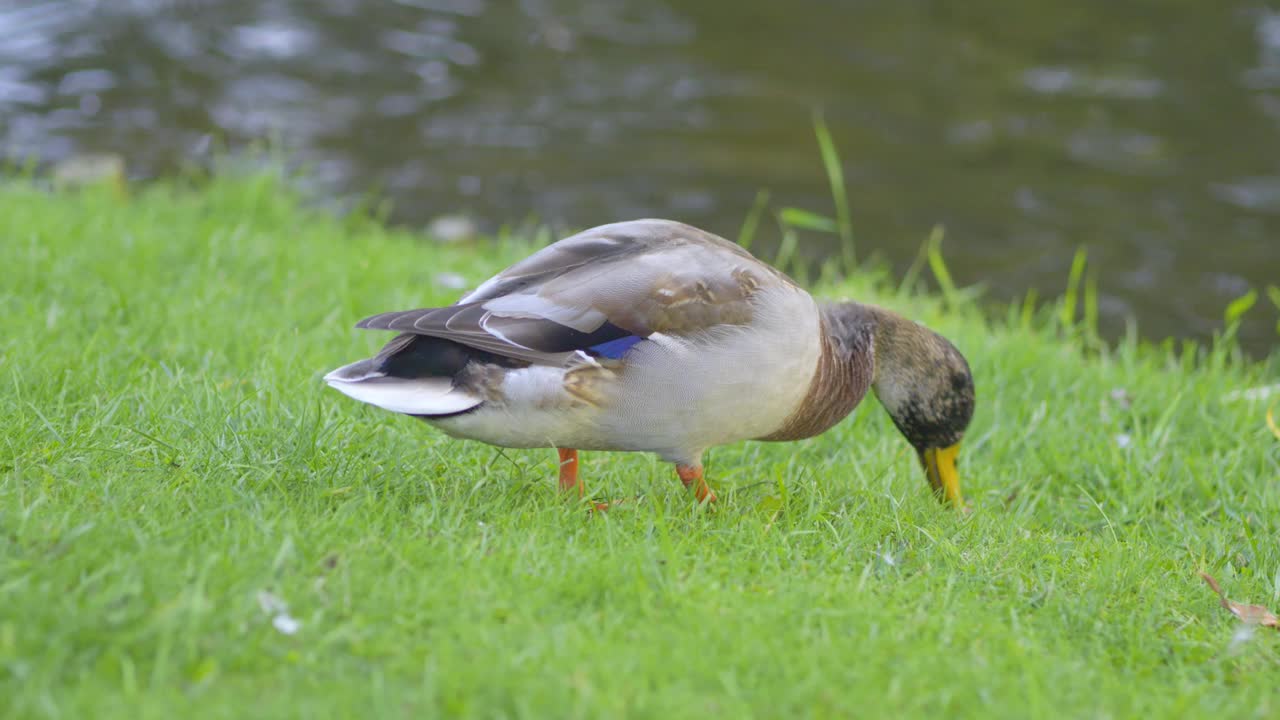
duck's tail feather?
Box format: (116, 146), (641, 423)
(324, 359), (482, 417)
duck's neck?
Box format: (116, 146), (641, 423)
(758, 303), (876, 442)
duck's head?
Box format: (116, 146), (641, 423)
(823, 303), (975, 507)
(867, 308), (974, 507)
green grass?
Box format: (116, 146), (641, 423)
(2, 173), (1278, 719)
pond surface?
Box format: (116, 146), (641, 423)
(3, 0), (1278, 352)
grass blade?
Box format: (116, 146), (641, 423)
(813, 109), (854, 267)
(1020, 288), (1039, 329)
(898, 241), (929, 298)
(925, 225), (957, 304)
(773, 214), (799, 274)
(1060, 247), (1088, 331)
(1267, 285), (1280, 335)
(1085, 268), (1100, 345)
(1224, 289), (1257, 327)
(778, 207), (838, 233)
(737, 189), (771, 251)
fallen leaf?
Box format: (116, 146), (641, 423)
(1200, 573), (1280, 629)
(256, 589), (303, 636)
(272, 614), (301, 635)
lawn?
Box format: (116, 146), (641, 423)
(2, 173), (1277, 719)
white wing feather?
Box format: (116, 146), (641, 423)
(324, 363), (480, 416)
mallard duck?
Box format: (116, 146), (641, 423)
(326, 219), (974, 507)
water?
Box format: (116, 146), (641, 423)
(2, 0), (1278, 353)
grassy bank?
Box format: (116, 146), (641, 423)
(2, 174), (1278, 719)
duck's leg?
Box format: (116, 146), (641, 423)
(558, 448), (582, 496)
(676, 464), (717, 504)
(558, 449), (617, 512)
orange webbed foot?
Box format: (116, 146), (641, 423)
(676, 464), (716, 504)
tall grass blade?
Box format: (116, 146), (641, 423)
(773, 215), (799, 274)
(1224, 289), (1257, 327)
(1084, 268), (1100, 345)
(898, 241), (928, 297)
(1021, 288), (1039, 330)
(813, 110), (854, 267)
(925, 225), (957, 304)
(1060, 247), (1088, 331)
(737, 189), (771, 251)
(1267, 285), (1280, 335)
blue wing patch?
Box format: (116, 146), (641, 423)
(588, 335), (643, 359)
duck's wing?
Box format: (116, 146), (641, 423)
(356, 219), (797, 366)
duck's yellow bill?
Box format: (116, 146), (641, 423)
(921, 443), (963, 508)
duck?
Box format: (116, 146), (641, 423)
(325, 219), (975, 507)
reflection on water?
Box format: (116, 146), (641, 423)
(1, 0), (1278, 351)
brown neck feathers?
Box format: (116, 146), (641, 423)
(757, 309), (874, 442)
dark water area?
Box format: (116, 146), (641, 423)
(2, 0), (1278, 354)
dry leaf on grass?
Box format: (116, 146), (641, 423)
(1200, 573), (1280, 629)
(256, 590), (302, 636)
